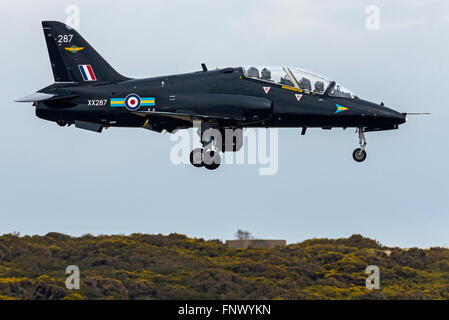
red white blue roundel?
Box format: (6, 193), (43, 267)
(124, 94), (141, 111)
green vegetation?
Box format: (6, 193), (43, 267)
(0, 233), (448, 300)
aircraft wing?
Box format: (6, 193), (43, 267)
(133, 110), (247, 122)
(133, 93), (271, 124)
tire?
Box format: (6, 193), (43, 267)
(57, 119), (67, 127)
(189, 148), (204, 167)
(204, 151), (221, 170)
(352, 148), (367, 162)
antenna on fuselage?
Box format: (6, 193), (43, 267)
(201, 63), (208, 72)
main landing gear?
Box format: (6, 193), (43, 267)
(352, 128), (367, 162)
(56, 119), (67, 127)
(189, 123), (222, 170)
(189, 148), (221, 170)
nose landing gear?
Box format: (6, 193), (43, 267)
(352, 128), (367, 162)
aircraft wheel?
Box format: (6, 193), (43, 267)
(352, 148), (367, 162)
(189, 148), (204, 167)
(57, 119), (67, 127)
(204, 151), (221, 170)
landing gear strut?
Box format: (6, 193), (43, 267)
(352, 128), (367, 162)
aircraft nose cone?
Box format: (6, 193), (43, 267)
(400, 112), (408, 124)
(380, 107), (406, 125)
(390, 110), (407, 124)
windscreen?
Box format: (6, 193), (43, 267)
(328, 83), (355, 99)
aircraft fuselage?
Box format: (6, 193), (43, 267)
(35, 67), (406, 133)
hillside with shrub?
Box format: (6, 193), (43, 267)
(0, 233), (448, 300)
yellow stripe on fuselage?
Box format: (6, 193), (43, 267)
(281, 86), (303, 93)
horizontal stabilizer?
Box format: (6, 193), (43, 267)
(16, 92), (79, 104)
(15, 92), (55, 102)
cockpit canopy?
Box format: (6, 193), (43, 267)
(242, 66), (355, 99)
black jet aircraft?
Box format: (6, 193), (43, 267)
(17, 21), (417, 170)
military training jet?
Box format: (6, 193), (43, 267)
(17, 21), (417, 170)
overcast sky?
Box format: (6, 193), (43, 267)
(1, 0), (448, 248)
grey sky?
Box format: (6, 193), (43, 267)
(1, 0), (448, 247)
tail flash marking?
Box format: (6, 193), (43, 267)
(78, 65), (97, 81)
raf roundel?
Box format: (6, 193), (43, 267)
(124, 94), (141, 111)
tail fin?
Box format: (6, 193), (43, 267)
(42, 21), (128, 83)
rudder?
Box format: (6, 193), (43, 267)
(42, 21), (128, 83)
